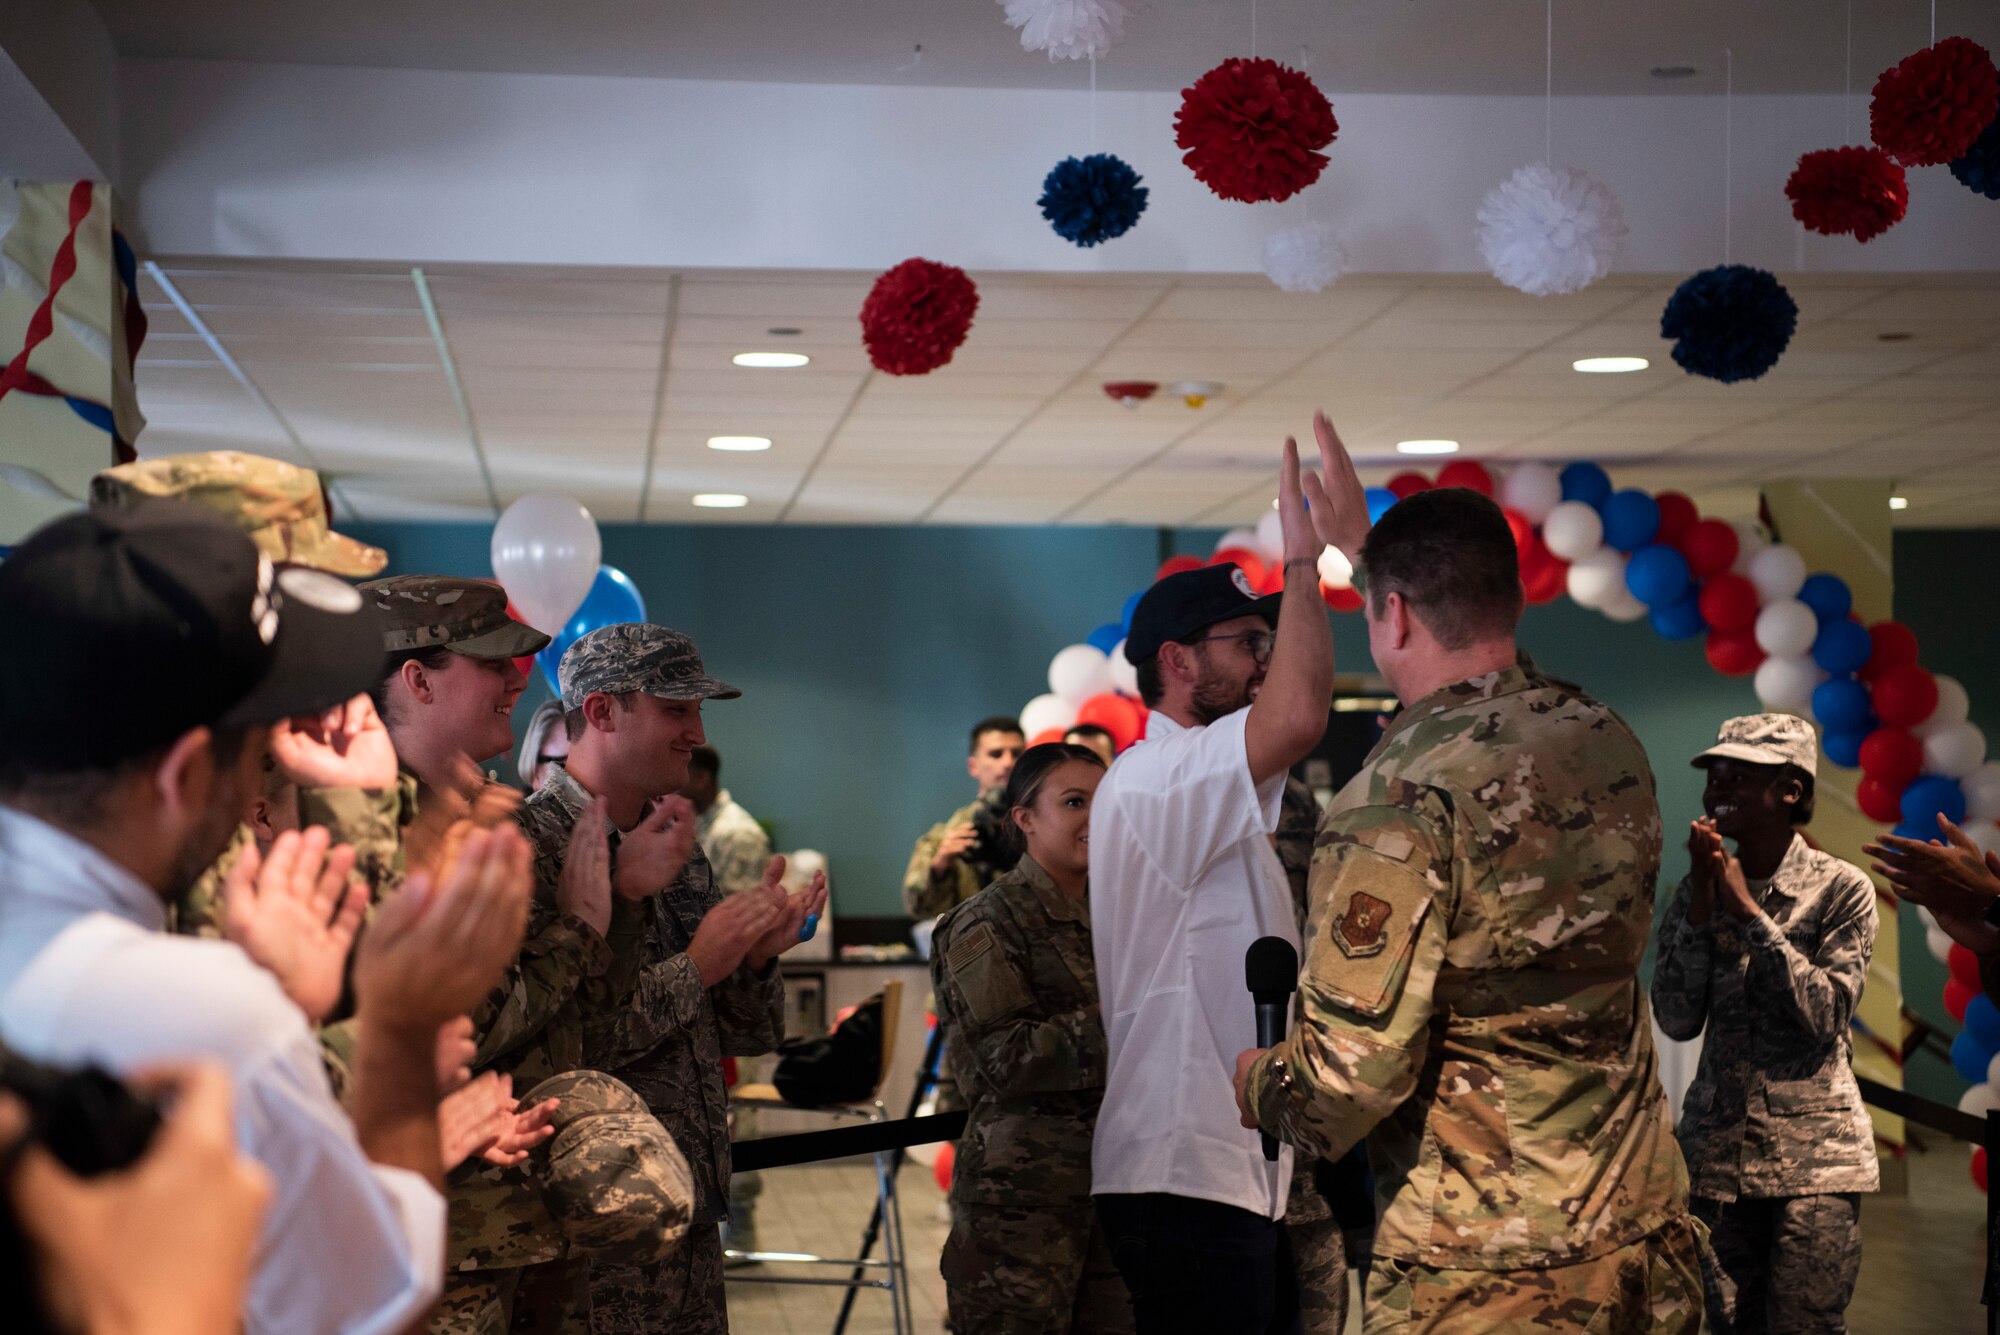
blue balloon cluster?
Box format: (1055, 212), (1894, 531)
(1812, 677), (1872, 733)
(1086, 622), (1124, 654)
(1559, 462), (1612, 509)
(1625, 544), (1691, 608)
(1902, 774), (1968, 832)
(1365, 486), (1398, 523)
(1038, 153), (1150, 247)
(1949, 114), (2000, 201)
(1661, 265), (1800, 384)
(1121, 587), (1145, 631)
(535, 565), (647, 688)
(1600, 490), (1661, 552)
(1823, 726), (1871, 770)
(1650, 593), (1706, 640)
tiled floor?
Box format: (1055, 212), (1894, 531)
(723, 1144), (1988, 1334)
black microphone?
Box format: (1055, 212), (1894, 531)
(1245, 936), (1299, 1162)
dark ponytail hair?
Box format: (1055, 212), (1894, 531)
(997, 742), (1107, 864)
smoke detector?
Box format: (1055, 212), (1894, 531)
(1168, 380), (1224, 409)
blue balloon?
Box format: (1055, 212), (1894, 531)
(1822, 727), (1870, 770)
(534, 564), (647, 687)
(1559, 461), (1612, 509)
(1968, 994), (2000, 1051)
(1086, 621), (1124, 654)
(1891, 820), (1932, 841)
(1625, 544), (1691, 607)
(1797, 573), (1853, 623)
(1811, 619), (1872, 676)
(1902, 774), (1968, 829)
(1952, 1027), (1997, 1084)
(1120, 589), (1145, 631)
(1812, 677), (1873, 733)
(1365, 487), (1398, 523)
(1600, 489), (1662, 552)
(1649, 592), (1706, 641)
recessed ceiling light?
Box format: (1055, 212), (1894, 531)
(707, 436), (772, 452)
(1573, 356), (1650, 374)
(1651, 66), (1698, 80)
(733, 352), (810, 368)
(1889, 495), (1909, 510)
(766, 326), (803, 336)
(1878, 332), (1913, 343)
(693, 493), (749, 508)
(1396, 439), (1460, 456)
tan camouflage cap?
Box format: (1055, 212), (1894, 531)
(357, 575), (551, 659)
(558, 623), (741, 710)
(526, 1070), (694, 1265)
(91, 451), (387, 579)
(1692, 712), (1818, 776)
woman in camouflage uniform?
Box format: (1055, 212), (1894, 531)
(931, 743), (1135, 1335)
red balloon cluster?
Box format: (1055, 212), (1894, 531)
(1680, 519), (1739, 578)
(1077, 691), (1148, 750)
(1785, 146), (1910, 243)
(1155, 554), (1204, 581)
(1653, 492), (1698, 548)
(1436, 460), (1494, 496)
(1386, 471), (1432, 500)
(1869, 36), (2000, 167)
(1209, 546), (1267, 588)
(859, 258), (980, 375)
(1174, 58), (1338, 203)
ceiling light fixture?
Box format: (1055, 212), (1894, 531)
(1573, 356), (1650, 373)
(1396, 439), (1461, 456)
(693, 493), (749, 508)
(733, 352), (810, 368)
(1889, 495), (1909, 510)
(766, 326), (803, 336)
(1650, 66), (1698, 80)
(707, 436), (772, 452)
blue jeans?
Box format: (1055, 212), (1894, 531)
(1095, 1193), (1303, 1335)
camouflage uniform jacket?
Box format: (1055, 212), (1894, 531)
(1651, 833), (1880, 1201)
(696, 790), (772, 898)
(931, 854), (1107, 1210)
(1275, 775), (1321, 920)
(519, 766), (784, 1226)
(1247, 659), (1688, 1271)
(903, 789), (1010, 919)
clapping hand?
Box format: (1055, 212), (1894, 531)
(438, 1071), (560, 1171)
(557, 797), (613, 937)
(1865, 814), (2000, 957)
(270, 693), (400, 791)
(435, 1016), (476, 1095)
(743, 856), (830, 972)
(221, 827), (367, 1024)
(614, 795), (700, 901)
(685, 890), (783, 989)
(1688, 819), (1759, 924)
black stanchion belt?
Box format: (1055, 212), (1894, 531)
(1857, 1075), (1986, 1144)
(732, 1111), (967, 1173)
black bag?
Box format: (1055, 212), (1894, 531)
(772, 992), (885, 1108)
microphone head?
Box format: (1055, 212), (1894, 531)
(1245, 936), (1299, 997)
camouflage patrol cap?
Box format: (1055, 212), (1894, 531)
(1693, 712), (1817, 776)
(357, 575), (551, 659)
(91, 451), (387, 578)
(558, 623), (741, 710)
(525, 1069), (693, 1265)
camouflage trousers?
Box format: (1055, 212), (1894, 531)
(943, 1203), (1135, 1335)
(591, 1219), (727, 1334)
(430, 1257), (590, 1335)
(1284, 1154), (1349, 1335)
(1360, 1214), (1706, 1335)
(1692, 1193), (1862, 1334)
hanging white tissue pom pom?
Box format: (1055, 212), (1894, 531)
(1476, 163), (1626, 298)
(998, 0), (1129, 61)
(1262, 222), (1346, 294)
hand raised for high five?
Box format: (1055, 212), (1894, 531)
(1276, 411), (1371, 566)
(614, 795), (700, 901)
(222, 826), (367, 1024)
(743, 856), (830, 973)
(270, 693), (400, 791)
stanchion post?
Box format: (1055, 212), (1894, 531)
(1988, 1109), (1999, 1335)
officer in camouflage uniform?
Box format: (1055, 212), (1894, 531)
(932, 742), (1132, 1335)
(904, 716), (1027, 918)
(1654, 714), (1879, 1334)
(1237, 487), (1700, 1334)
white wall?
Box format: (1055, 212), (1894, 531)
(121, 58), (2000, 275)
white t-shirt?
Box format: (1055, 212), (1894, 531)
(1088, 705), (1298, 1219)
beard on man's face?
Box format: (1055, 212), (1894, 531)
(1188, 654), (1256, 727)
(165, 779), (258, 897)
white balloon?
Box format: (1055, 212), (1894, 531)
(1914, 904), (1938, 931)
(1048, 644), (1114, 704)
(1500, 462), (1563, 524)
(1746, 544), (1807, 603)
(1107, 640), (1139, 696)
(1923, 721), (1989, 780)
(1960, 1083), (2000, 1118)
(1755, 655), (1819, 715)
(1970, 820), (2000, 859)
(1542, 501), (1605, 561)
(1253, 508), (1286, 563)
(1730, 519), (1770, 574)
(1567, 549), (1626, 609)
(1754, 598), (1819, 658)
(1019, 692), (1078, 738)
(1602, 590), (1648, 623)
(1915, 675), (1972, 738)
(1964, 763), (2000, 823)
(490, 492), (602, 633)
(1215, 527), (1260, 556)
(1986, 1050), (2000, 1089)
(1929, 926), (1957, 963)
(1317, 545), (1354, 589)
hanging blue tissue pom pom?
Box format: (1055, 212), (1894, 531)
(1039, 153), (1149, 247)
(1660, 265), (1799, 384)
(1950, 113), (2000, 200)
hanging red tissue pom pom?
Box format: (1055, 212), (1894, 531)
(1785, 146), (1910, 242)
(1175, 58), (1338, 203)
(1870, 37), (2000, 167)
(860, 258), (980, 375)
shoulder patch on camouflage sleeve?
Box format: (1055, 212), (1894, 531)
(944, 920), (1033, 1027)
(1317, 849), (1433, 1018)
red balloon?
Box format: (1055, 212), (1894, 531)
(1705, 627), (1765, 677)
(1155, 554), (1204, 582)
(1386, 471), (1432, 500)
(1256, 561), (1287, 596)
(933, 1141), (955, 1194)
(1502, 508), (1533, 554)
(1077, 692), (1145, 751)
(1858, 727), (1925, 790)
(1653, 492), (1698, 547)
(1697, 574), (1761, 634)
(1521, 544), (1568, 605)
(1321, 582), (1365, 612)
(1947, 977), (1978, 1021)
(1679, 519), (1740, 579)
(1028, 727), (1067, 748)
(1855, 775), (1906, 824)
(1209, 547), (1267, 588)
(1873, 663), (1939, 728)
(505, 600), (542, 680)
(1975, 1147), (1989, 1194)
(1863, 621), (1921, 682)
(1436, 460), (1495, 496)
(1950, 943), (1984, 990)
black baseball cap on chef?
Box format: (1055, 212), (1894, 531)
(0, 501), (386, 770)
(1123, 565), (1283, 665)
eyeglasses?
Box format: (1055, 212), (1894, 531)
(1187, 630), (1276, 662)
